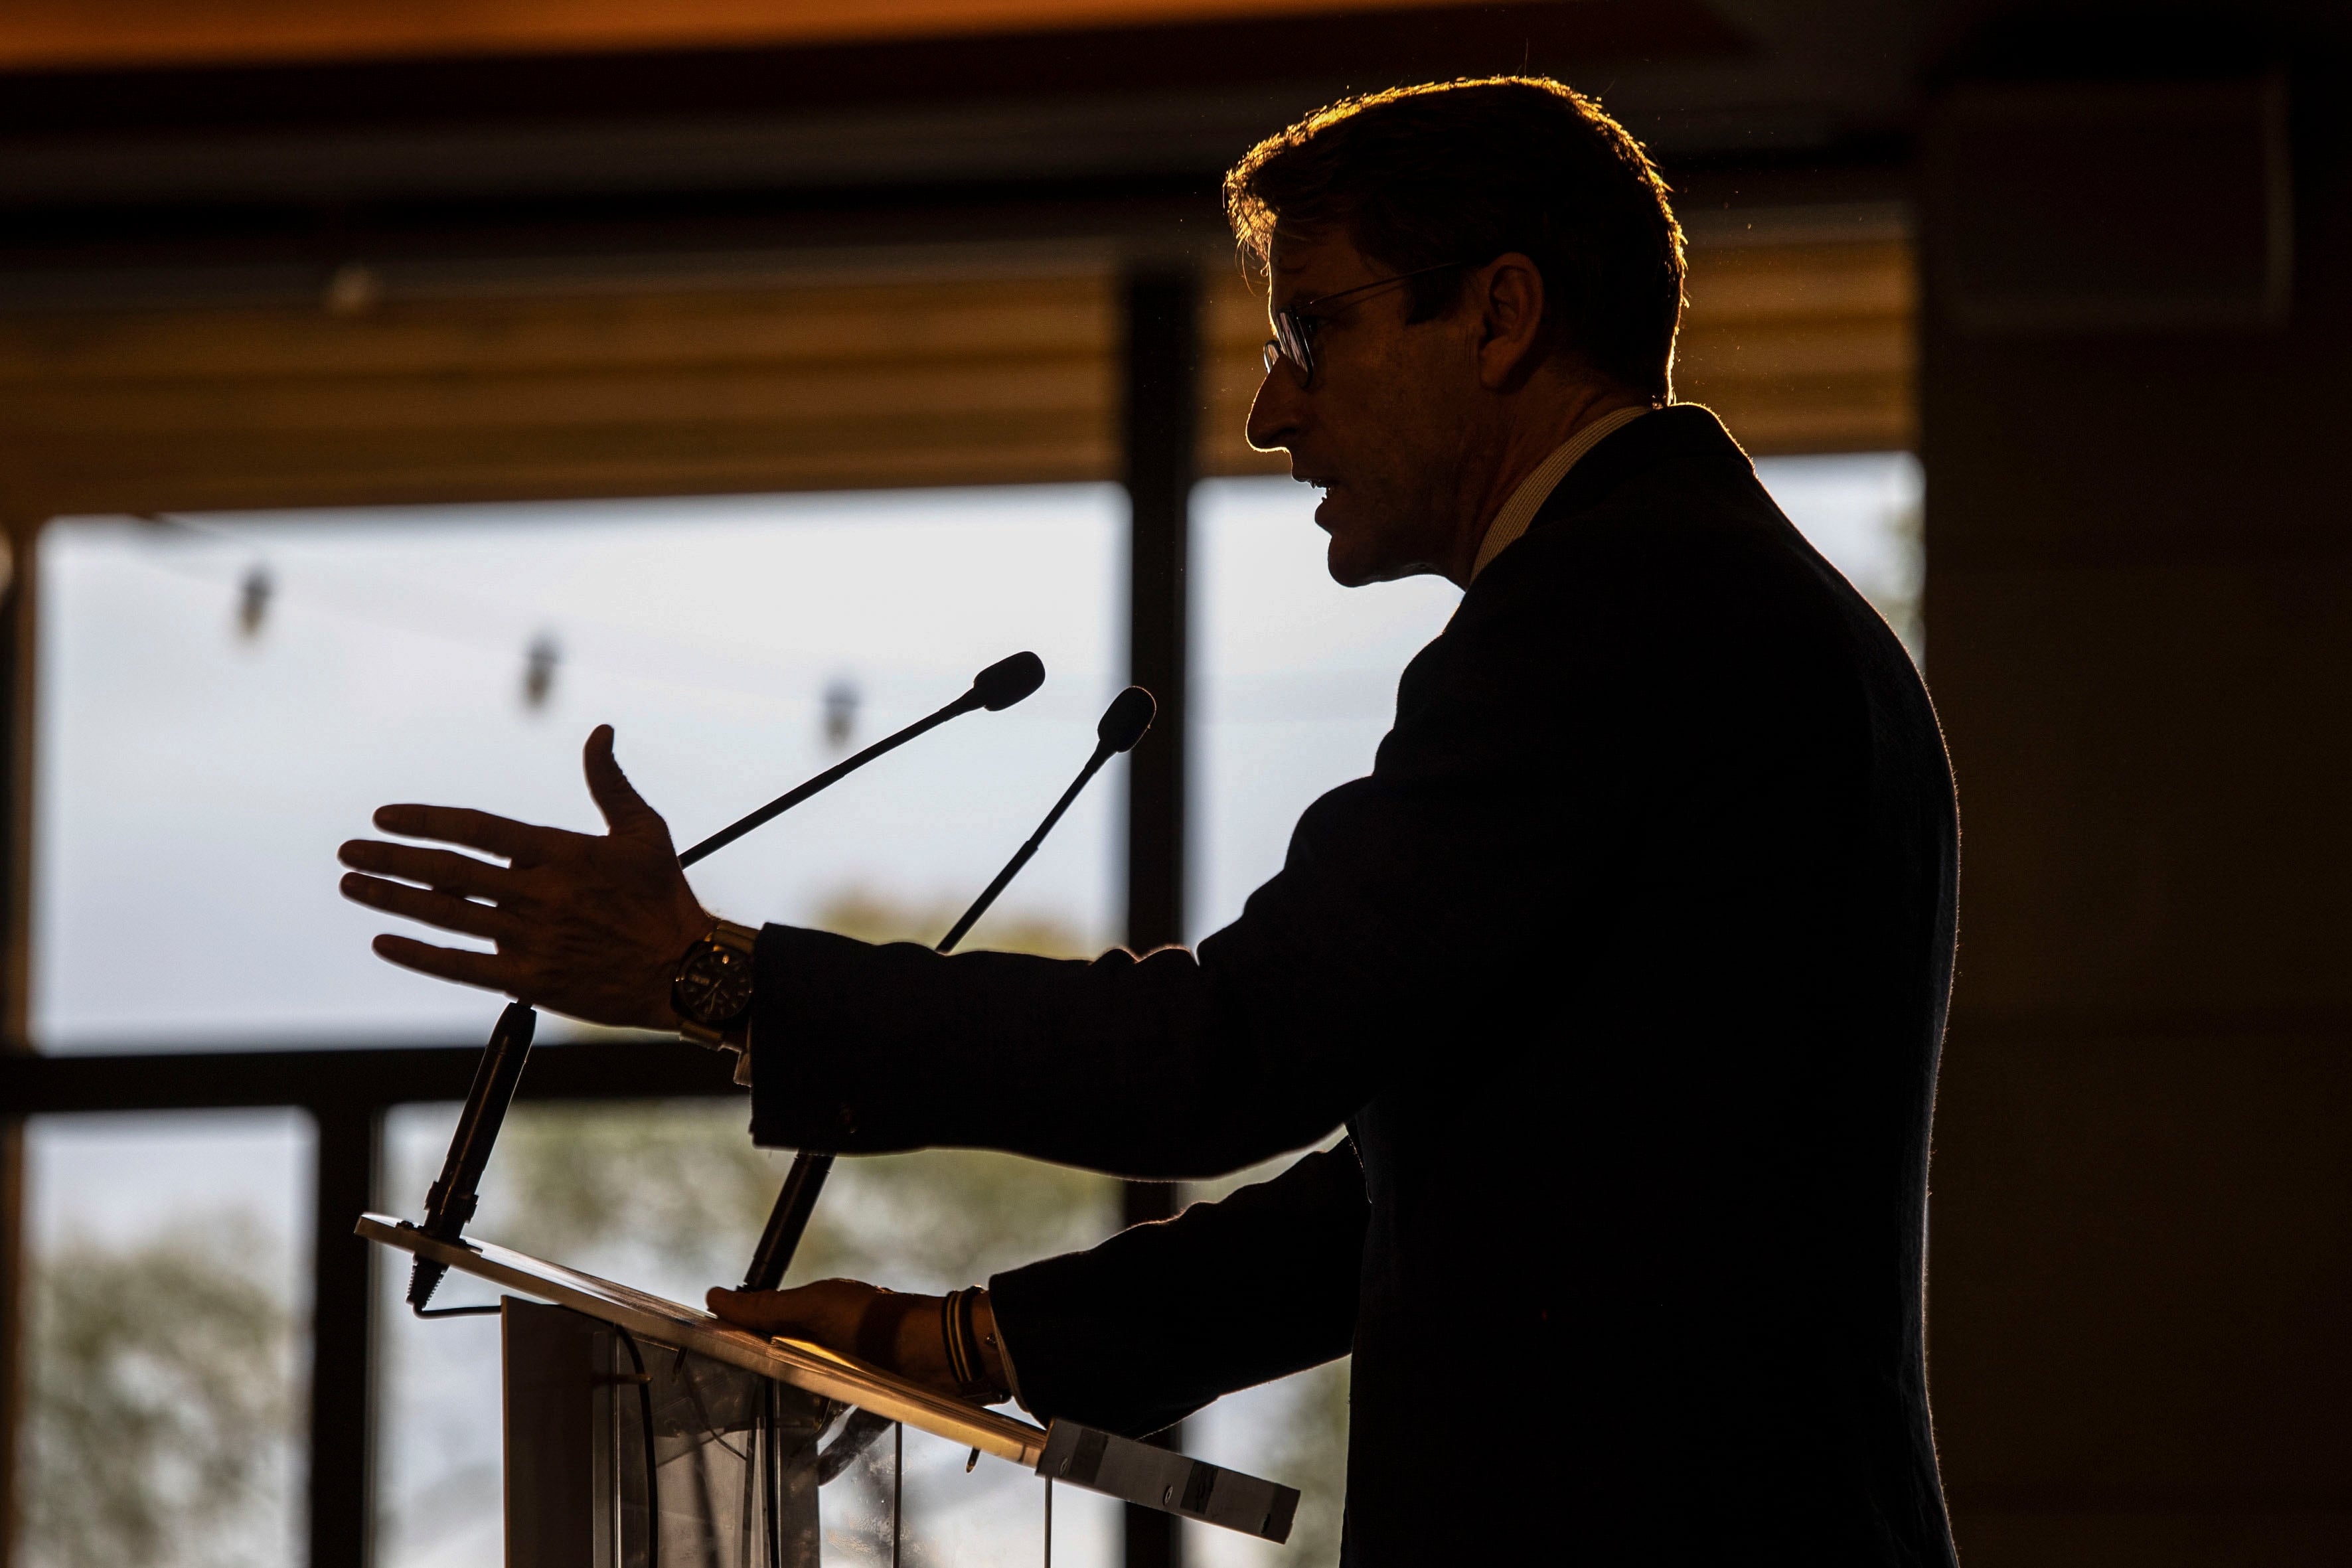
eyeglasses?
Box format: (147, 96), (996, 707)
(1260, 261), (1473, 386)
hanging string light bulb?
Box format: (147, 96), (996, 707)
(822, 674), (860, 750)
(236, 564), (273, 640)
(323, 261), (382, 317)
(523, 633), (560, 711)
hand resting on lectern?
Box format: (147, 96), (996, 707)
(337, 724), (713, 1030)
(709, 1278), (1016, 1407)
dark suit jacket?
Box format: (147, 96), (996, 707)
(749, 405), (1961, 1565)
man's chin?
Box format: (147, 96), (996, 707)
(1318, 500), (1427, 586)
(1322, 534), (1388, 589)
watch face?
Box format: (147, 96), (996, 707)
(674, 941), (755, 1027)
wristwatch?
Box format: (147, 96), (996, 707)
(672, 918), (758, 1049)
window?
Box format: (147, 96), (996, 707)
(376, 1101), (1123, 1567)
(30, 483), (1131, 1565)
(1755, 451), (1924, 662)
(17, 1110), (311, 1568)
(37, 486), (1124, 1048)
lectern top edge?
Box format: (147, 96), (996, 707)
(364, 1213), (1302, 1544)
(358, 1212), (1045, 1465)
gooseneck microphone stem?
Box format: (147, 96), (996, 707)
(678, 696), (974, 869)
(741, 1147), (836, 1294)
(404, 653), (1046, 1315)
(682, 648), (1042, 871)
(748, 689), (1154, 1486)
(738, 822), (1018, 1292)
(934, 751), (1109, 955)
(741, 687), (1157, 1296)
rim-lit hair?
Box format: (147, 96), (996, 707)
(1224, 77), (1687, 400)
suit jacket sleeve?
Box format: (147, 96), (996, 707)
(744, 542), (1646, 1176)
(986, 1142), (1367, 1437)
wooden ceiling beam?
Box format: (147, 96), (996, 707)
(0, 0), (1583, 75)
(0, 1), (1744, 135)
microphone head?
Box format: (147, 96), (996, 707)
(1097, 686), (1156, 754)
(973, 651), (1046, 712)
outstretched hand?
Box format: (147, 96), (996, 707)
(708, 1279), (1010, 1404)
(338, 725), (711, 1029)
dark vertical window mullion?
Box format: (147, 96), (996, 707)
(308, 1100), (380, 1568)
(0, 523), (37, 1568)
(1121, 265), (1200, 1568)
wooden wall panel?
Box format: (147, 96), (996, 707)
(0, 273), (1116, 516)
(1930, 1029), (2352, 1500)
(0, 236), (1911, 521)
(1676, 238), (1916, 455)
(1921, 80), (2352, 1567)
(1926, 558), (2352, 1022)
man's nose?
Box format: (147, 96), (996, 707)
(1245, 364), (1304, 454)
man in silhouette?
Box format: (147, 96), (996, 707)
(341, 78), (1960, 1564)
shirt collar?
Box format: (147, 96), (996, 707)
(1467, 405), (1651, 582)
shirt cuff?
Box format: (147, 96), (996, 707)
(986, 1286), (1030, 1413)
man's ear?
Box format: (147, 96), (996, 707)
(1470, 252), (1549, 391)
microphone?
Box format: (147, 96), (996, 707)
(403, 651), (1048, 1315)
(407, 1000), (536, 1311)
(740, 686), (1156, 1294)
(678, 651), (1044, 866)
(937, 685), (1154, 952)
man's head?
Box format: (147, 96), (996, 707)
(1226, 78), (1686, 586)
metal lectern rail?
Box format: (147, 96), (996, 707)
(360, 1214), (1301, 1545)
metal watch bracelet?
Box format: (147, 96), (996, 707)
(676, 917), (759, 1050)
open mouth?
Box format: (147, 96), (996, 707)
(1306, 482), (1337, 531)
(1291, 468), (1336, 526)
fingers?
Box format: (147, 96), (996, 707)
(338, 840), (511, 899)
(706, 1286), (785, 1334)
(582, 725), (669, 842)
(354, 738), (686, 1023)
(706, 1279), (882, 1340)
(341, 873), (515, 941)
(339, 838), (516, 940)
(710, 1282), (959, 1391)
(371, 803), (551, 860)
(369, 933), (521, 996)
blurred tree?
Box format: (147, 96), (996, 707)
(1257, 1360), (1350, 1566)
(811, 885), (1100, 961)
(499, 1102), (1121, 1296)
(21, 1214), (295, 1568)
